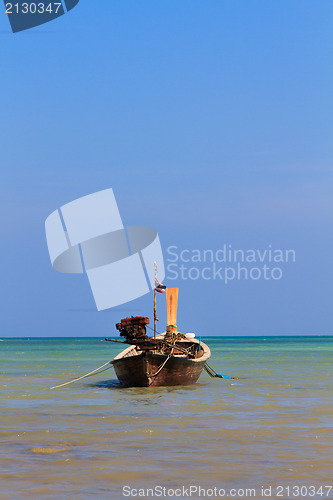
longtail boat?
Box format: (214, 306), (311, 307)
(50, 267), (228, 391)
(107, 286), (211, 387)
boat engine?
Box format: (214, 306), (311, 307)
(116, 316), (150, 343)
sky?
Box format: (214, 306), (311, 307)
(0, 0), (332, 337)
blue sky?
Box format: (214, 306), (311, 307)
(1, 1), (332, 336)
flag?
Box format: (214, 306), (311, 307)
(155, 277), (166, 293)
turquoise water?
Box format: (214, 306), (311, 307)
(0, 336), (332, 499)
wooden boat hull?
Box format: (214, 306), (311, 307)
(112, 351), (206, 387)
(111, 339), (211, 387)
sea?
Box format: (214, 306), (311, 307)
(0, 336), (332, 500)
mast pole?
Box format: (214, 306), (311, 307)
(154, 261), (157, 342)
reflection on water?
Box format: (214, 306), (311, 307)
(0, 336), (332, 499)
(90, 379), (122, 389)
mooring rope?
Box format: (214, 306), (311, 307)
(204, 362), (236, 379)
(149, 355), (171, 378)
(50, 360), (113, 389)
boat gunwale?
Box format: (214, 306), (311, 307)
(112, 335), (211, 363)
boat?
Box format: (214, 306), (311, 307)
(108, 286), (211, 387)
(50, 267), (226, 392)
